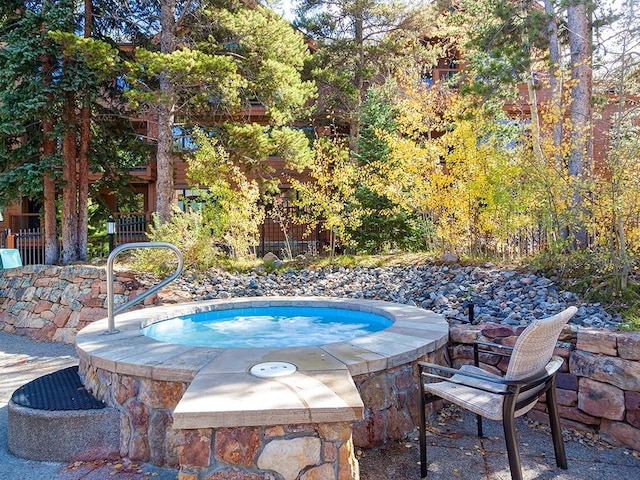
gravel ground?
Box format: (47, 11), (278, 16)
(359, 404), (640, 480)
(164, 263), (621, 329)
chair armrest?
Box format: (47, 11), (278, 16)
(419, 356), (563, 392)
(420, 361), (510, 384)
(474, 341), (514, 352)
(419, 361), (514, 396)
(473, 341), (513, 366)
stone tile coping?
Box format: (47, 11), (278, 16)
(76, 296), (448, 429)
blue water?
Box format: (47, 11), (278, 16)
(141, 306), (392, 348)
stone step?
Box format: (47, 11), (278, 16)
(7, 366), (120, 462)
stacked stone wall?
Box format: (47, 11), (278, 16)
(351, 351), (447, 449)
(176, 423), (359, 480)
(0, 265), (154, 343)
(448, 323), (640, 451)
(80, 362), (360, 479)
(79, 362), (186, 466)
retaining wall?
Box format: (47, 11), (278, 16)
(449, 323), (640, 451)
(0, 265), (155, 343)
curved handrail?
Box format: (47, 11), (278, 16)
(106, 242), (184, 334)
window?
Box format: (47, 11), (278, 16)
(176, 189), (206, 212)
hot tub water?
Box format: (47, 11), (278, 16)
(141, 306), (393, 348)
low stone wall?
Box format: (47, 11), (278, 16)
(176, 423), (359, 480)
(352, 353), (446, 449)
(78, 347), (445, 473)
(448, 323), (640, 451)
(80, 363), (360, 479)
(0, 265), (153, 343)
(80, 363), (186, 466)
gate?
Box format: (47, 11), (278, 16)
(115, 213), (149, 246)
(15, 228), (45, 265)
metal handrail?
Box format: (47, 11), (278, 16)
(106, 242), (184, 334)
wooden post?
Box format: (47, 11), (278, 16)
(7, 233), (15, 249)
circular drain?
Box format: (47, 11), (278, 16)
(249, 361), (297, 378)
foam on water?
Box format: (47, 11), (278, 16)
(141, 306), (393, 348)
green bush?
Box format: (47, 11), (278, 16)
(132, 210), (222, 273)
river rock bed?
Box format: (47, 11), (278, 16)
(168, 263), (621, 329)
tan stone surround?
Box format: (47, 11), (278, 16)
(76, 297), (449, 479)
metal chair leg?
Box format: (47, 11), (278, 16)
(419, 377), (428, 478)
(476, 413), (484, 437)
(547, 381), (568, 469)
(503, 411), (523, 480)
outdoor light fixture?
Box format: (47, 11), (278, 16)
(106, 217), (116, 253)
(106, 217), (116, 235)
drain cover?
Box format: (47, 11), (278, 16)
(249, 361), (297, 378)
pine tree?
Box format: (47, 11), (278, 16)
(127, 0), (315, 221)
(0, 1), (147, 263)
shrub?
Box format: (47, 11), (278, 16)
(132, 209), (222, 273)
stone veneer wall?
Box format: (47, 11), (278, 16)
(448, 323), (640, 451)
(80, 362), (360, 479)
(79, 352), (445, 478)
(175, 423), (359, 480)
(351, 352), (446, 449)
(0, 265), (154, 343)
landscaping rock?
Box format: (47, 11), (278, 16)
(168, 264), (622, 329)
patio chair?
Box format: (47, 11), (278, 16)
(418, 306), (577, 480)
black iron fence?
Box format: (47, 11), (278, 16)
(15, 228), (45, 265)
(0, 228), (45, 266)
(114, 213), (150, 246)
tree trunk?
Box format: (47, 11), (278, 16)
(350, 0), (365, 154)
(75, 0), (93, 262)
(77, 102), (90, 262)
(42, 120), (59, 265)
(525, 34), (543, 161)
(61, 91), (79, 264)
(41, 57), (59, 264)
(526, 76), (542, 159)
(567, 0), (592, 248)
(544, 0), (563, 163)
(40, 12), (59, 264)
(156, 0), (177, 224)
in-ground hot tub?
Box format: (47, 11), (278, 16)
(75, 296), (448, 479)
(140, 304), (394, 348)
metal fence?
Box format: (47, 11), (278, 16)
(15, 228), (45, 265)
(257, 205), (325, 258)
(114, 213), (149, 246)
(0, 228), (45, 266)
